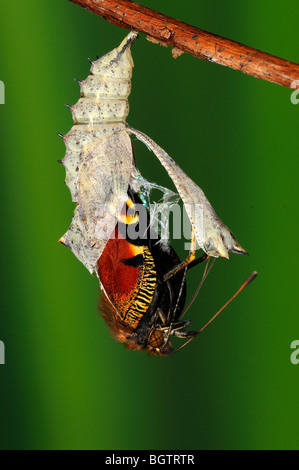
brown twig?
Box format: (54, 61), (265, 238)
(69, 0), (299, 89)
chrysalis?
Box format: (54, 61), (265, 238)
(60, 32), (138, 274)
(127, 126), (247, 259)
(60, 32), (246, 275)
(59, 32), (253, 353)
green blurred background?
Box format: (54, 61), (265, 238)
(0, 0), (298, 450)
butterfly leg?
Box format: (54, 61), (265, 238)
(163, 228), (207, 282)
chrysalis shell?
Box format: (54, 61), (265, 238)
(60, 32), (138, 274)
(127, 126), (247, 259)
(60, 32), (247, 276)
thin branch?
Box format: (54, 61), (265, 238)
(69, 0), (299, 89)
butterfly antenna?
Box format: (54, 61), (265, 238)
(171, 266), (188, 320)
(172, 271), (258, 354)
(178, 256), (215, 321)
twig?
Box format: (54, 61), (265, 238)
(69, 0), (299, 89)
